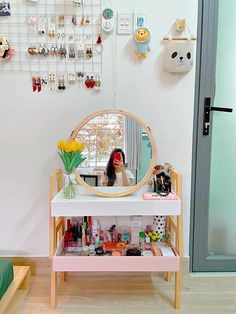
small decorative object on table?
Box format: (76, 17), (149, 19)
(57, 139), (86, 199)
(133, 27), (151, 59)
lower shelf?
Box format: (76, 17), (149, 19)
(53, 240), (180, 272)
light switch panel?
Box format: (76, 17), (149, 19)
(117, 12), (132, 34)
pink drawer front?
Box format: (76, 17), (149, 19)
(53, 240), (180, 272)
(53, 255), (180, 272)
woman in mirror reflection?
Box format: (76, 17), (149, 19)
(100, 148), (135, 186)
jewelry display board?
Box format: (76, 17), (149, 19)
(0, 0), (102, 91)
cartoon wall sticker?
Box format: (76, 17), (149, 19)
(133, 27), (151, 59)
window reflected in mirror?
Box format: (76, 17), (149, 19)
(71, 110), (155, 196)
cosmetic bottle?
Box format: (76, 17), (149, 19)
(131, 226), (139, 244)
(144, 235), (151, 250)
(122, 231), (130, 244)
(99, 230), (104, 242)
(82, 227), (86, 246)
(92, 219), (100, 242)
(77, 226), (82, 247)
(67, 219), (71, 231)
(139, 231), (145, 250)
(68, 232), (73, 247)
(64, 231), (69, 248)
(82, 246), (89, 256)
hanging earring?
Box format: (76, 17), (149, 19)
(73, 0), (84, 5)
(72, 15), (77, 26)
(58, 75), (62, 90)
(69, 44), (76, 58)
(48, 16), (56, 37)
(49, 73), (56, 91)
(95, 74), (101, 90)
(36, 76), (42, 92)
(77, 71), (84, 88)
(85, 75), (91, 88)
(68, 73), (76, 85)
(38, 16), (46, 34)
(32, 76), (36, 92)
(90, 75), (95, 88)
(41, 73), (48, 86)
(61, 75), (66, 90)
(43, 44), (49, 56)
(80, 15), (85, 25)
(94, 35), (103, 54)
(77, 43), (84, 58)
(85, 16), (90, 24)
(85, 44), (92, 58)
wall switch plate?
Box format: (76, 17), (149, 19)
(117, 12), (132, 34)
(130, 216), (143, 228)
(133, 11), (148, 31)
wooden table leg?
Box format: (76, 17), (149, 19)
(175, 271), (181, 309)
(51, 268), (57, 310)
(165, 272), (171, 282)
(61, 272), (66, 282)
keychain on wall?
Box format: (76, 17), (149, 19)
(0, 1), (11, 16)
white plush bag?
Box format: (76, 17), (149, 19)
(163, 39), (194, 74)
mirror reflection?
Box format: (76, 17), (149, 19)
(74, 113), (152, 191)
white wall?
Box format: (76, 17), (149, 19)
(0, 0), (198, 257)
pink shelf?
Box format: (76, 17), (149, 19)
(53, 240), (180, 272)
(53, 255), (180, 272)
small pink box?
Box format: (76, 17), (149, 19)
(142, 192), (178, 200)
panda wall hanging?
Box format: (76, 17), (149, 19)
(163, 39), (194, 74)
(162, 22), (196, 74)
(133, 27), (151, 59)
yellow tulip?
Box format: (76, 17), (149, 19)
(57, 139), (84, 152)
(70, 141), (78, 152)
(77, 142), (85, 151)
(57, 140), (67, 150)
(63, 142), (71, 152)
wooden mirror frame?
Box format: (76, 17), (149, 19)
(70, 109), (157, 198)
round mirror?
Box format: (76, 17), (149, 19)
(71, 109), (156, 197)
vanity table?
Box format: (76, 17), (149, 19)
(49, 168), (183, 310)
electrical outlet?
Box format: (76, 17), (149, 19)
(130, 216), (143, 228)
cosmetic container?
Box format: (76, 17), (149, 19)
(139, 231), (145, 250)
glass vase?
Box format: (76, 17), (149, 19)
(63, 174), (76, 199)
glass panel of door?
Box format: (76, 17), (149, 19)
(208, 0), (236, 256)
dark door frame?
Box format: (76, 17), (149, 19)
(190, 0), (236, 271)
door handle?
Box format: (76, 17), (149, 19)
(203, 97), (233, 136)
(210, 107), (233, 113)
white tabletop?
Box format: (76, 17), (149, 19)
(51, 186), (181, 217)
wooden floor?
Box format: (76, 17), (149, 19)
(4, 269), (235, 314)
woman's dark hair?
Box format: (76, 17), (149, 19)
(106, 148), (125, 186)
